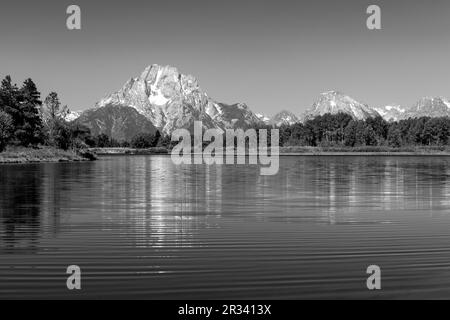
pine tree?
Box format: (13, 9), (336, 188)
(152, 130), (161, 147)
(0, 76), (20, 127)
(17, 78), (44, 146)
(388, 126), (403, 148)
(0, 111), (13, 152)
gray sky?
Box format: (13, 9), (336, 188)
(1, 0), (449, 116)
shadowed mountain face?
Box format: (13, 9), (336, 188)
(76, 104), (156, 142)
(95, 64), (264, 134)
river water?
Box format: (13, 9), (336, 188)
(1, 155), (450, 299)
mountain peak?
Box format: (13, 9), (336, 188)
(270, 110), (299, 126)
(94, 64), (264, 134)
(302, 91), (379, 121)
(321, 90), (343, 96)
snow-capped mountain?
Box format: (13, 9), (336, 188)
(64, 110), (81, 122)
(300, 92), (450, 123)
(405, 97), (450, 119)
(96, 64), (264, 134)
(373, 105), (406, 122)
(301, 91), (380, 122)
(270, 110), (299, 126)
(256, 113), (270, 125)
(374, 97), (450, 122)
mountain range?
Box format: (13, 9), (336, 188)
(70, 64), (450, 140)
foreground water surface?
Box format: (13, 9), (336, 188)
(1, 155), (450, 299)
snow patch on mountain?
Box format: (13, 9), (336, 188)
(373, 105), (406, 122)
(256, 113), (270, 124)
(64, 110), (82, 122)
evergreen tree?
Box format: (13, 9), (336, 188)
(152, 130), (161, 146)
(18, 78), (44, 146)
(343, 120), (358, 147)
(0, 76), (20, 129)
(96, 133), (111, 148)
(388, 126), (403, 148)
(131, 132), (156, 149)
(0, 111), (13, 152)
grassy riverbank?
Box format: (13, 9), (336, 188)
(0, 147), (97, 164)
(88, 147), (169, 155)
(279, 146), (450, 155)
(88, 146), (450, 156)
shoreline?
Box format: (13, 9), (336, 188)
(89, 147), (450, 157)
(3, 147), (449, 164)
(0, 147), (97, 164)
(279, 152), (450, 156)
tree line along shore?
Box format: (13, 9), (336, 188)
(2, 75), (450, 164)
(88, 108), (450, 156)
(0, 75), (98, 163)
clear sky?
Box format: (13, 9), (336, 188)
(1, 0), (449, 116)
